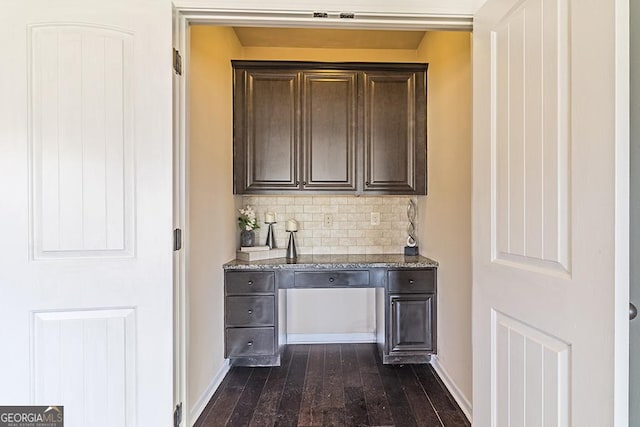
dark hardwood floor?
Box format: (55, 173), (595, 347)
(194, 344), (470, 427)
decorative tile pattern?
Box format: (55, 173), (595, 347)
(242, 196), (415, 255)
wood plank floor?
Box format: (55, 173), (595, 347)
(194, 344), (470, 427)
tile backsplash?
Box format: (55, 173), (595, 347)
(241, 196), (416, 255)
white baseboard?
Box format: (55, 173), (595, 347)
(189, 359), (230, 426)
(286, 332), (376, 344)
(430, 355), (472, 422)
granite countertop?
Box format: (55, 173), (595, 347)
(223, 254), (438, 270)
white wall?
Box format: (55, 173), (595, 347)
(417, 31), (473, 409)
(187, 25), (242, 419)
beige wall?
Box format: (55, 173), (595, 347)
(417, 31), (473, 405)
(187, 25), (242, 417)
(242, 46), (418, 62)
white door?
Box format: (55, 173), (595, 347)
(472, 0), (628, 425)
(0, 1), (174, 426)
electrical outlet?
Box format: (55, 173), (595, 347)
(324, 213), (333, 228)
(371, 212), (381, 226)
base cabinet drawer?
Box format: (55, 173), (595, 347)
(294, 270), (370, 287)
(226, 271), (275, 294)
(388, 269), (435, 293)
(226, 327), (276, 357)
(226, 296), (275, 327)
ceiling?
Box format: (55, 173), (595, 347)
(232, 27), (427, 50)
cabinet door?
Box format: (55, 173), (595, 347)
(389, 294), (434, 352)
(234, 69), (300, 192)
(362, 71), (427, 194)
(301, 71), (358, 191)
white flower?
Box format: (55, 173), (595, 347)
(238, 205), (259, 231)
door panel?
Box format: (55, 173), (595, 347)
(302, 71), (357, 191)
(1, 2), (173, 426)
(31, 25), (134, 259)
(235, 69), (300, 192)
(389, 294), (433, 352)
(492, 0), (569, 273)
(362, 70), (426, 194)
(493, 311), (569, 427)
(33, 309), (134, 426)
(473, 0), (627, 425)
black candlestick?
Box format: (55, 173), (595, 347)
(265, 222), (276, 249)
(286, 231), (297, 259)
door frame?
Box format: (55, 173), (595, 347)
(172, 9), (471, 425)
(171, 4), (629, 426)
(614, 1), (631, 425)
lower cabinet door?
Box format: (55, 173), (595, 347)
(226, 327), (276, 357)
(389, 294), (434, 352)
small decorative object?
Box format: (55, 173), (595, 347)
(238, 205), (260, 247)
(264, 212), (277, 249)
(286, 218), (298, 232)
(404, 199), (419, 256)
(240, 230), (255, 247)
(286, 218), (298, 259)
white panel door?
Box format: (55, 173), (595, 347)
(0, 1), (173, 426)
(473, 0), (628, 425)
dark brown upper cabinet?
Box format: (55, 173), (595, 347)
(301, 71), (358, 191)
(232, 61), (427, 195)
(362, 71), (427, 194)
(233, 68), (300, 192)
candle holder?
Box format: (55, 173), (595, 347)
(286, 231), (297, 260)
(265, 221), (277, 249)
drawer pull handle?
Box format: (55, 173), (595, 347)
(247, 341), (253, 346)
(329, 277), (335, 283)
(248, 309), (253, 315)
(248, 280), (253, 286)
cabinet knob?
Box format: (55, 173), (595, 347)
(248, 309), (253, 315)
(302, 181), (307, 186)
(409, 279), (415, 285)
(365, 181), (370, 186)
(329, 277), (335, 283)
(296, 180), (300, 186)
(247, 280), (253, 286)
(247, 341), (253, 347)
